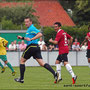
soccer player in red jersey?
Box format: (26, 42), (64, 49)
(49, 22), (77, 84)
(81, 25), (90, 67)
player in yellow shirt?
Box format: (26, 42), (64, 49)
(0, 37), (16, 76)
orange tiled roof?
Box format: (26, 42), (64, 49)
(0, 0), (75, 26)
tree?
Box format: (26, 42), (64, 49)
(58, 0), (76, 10)
(72, 0), (90, 25)
(0, 3), (39, 25)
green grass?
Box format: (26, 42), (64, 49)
(0, 66), (90, 90)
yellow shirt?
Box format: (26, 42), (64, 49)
(0, 37), (8, 55)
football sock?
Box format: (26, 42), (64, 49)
(44, 63), (55, 76)
(6, 62), (14, 72)
(20, 64), (25, 80)
(0, 62), (4, 68)
(65, 64), (75, 78)
(88, 63), (90, 68)
(56, 64), (61, 79)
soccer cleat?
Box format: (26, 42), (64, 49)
(58, 78), (62, 83)
(12, 71), (16, 76)
(72, 76), (77, 84)
(1, 67), (5, 73)
(14, 78), (24, 83)
(54, 72), (59, 83)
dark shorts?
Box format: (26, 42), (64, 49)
(22, 44), (42, 60)
(56, 53), (68, 62)
(86, 49), (90, 58)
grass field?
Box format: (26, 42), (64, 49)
(0, 66), (90, 90)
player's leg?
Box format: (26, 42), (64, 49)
(0, 61), (4, 68)
(64, 62), (77, 84)
(0, 56), (5, 73)
(55, 60), (62, 82)
(36, 58), (59, 83)
(0, 55), (6, 73)
(55, 54), (63, 82)
(36, 58), (56, 77)
(0, 61), (5, 73)
(4, 60), (15, 76)
(64, 61), (76, 77)
(14, 45), (31, 83)
(2, 55), (15, 74)
(20, 57), (26, 80)
(86, 49), (90, 68)
(88, 58), (90, 68)
(64, 61), (77, 84)
(34, 45), (59, 83)
(14, 57), (26, 83)
(63, 53), (77, 84)
(34, 45), (57, 78)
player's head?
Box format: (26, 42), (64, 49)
(75, 38), (78, 42)
(54, 22), (61, 32)
(24, 17), (32, 28)
(40, 37), (43, 41)
(88, 25), (90, 31)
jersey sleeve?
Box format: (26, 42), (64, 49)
(33, 27), (40, 34)
(87, 33), (90, 37)
(2, 38), (8, 47)
(55, 33), (61, 42)
(66, 33), (71, 39)
(86, 33), (90, 41)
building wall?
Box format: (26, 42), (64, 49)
(0, 51), (88, 67)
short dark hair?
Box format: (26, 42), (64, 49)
(24, 17), (32, 21)
(54, 22), (61, 27)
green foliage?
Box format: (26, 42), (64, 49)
(58, 0), (90, 26)
(42, 27), (56, 45)
(34, 24), (41, 29)
(0, 17), (21, 30)
(58, 0), (76, 10)
(0, 17), (40, 30)
(42, 25), (89, 45)
(72, 0), (90, 25)
(0, 4), (39, 25)
(61, 25), (88, 43)
(76, 0), (89, 11)
(0, 16), (89, 44)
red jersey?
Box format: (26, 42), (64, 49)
(55, 29), (71, 55)
(86, 32), (90, 49)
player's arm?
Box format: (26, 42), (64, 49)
(2, 39), (8, 47)
(80, 36), (87, 47)
(66, 33), (73, 49)
(86, 36), (90, 40)
(17, 35), (23, 39)
(17, 32), (43, 41)
(49, 38), (58, 44)
(5, 42), (8, 47)
(81, 39), (86, 47)
(25, 32), (42, 41)
(68, 37), (73, 48)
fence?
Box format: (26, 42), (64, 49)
(0, 51), (88, 67)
